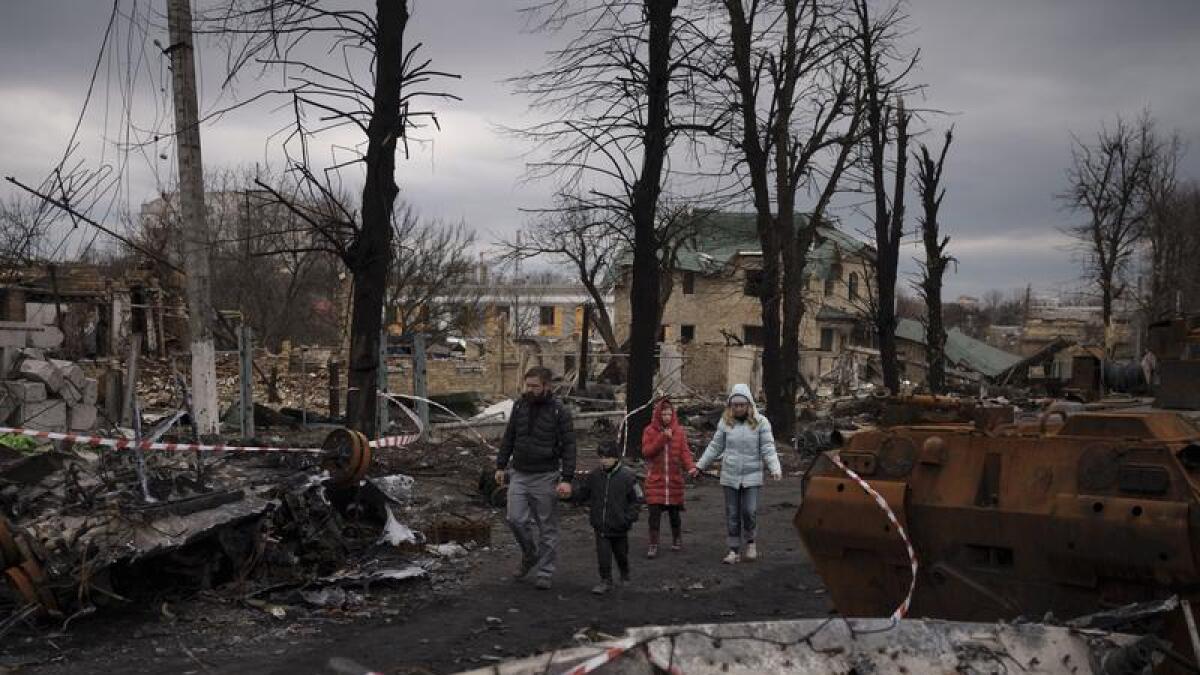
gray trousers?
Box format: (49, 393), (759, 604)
(723, 485), (761, 550)
(505, 469), (560, 579)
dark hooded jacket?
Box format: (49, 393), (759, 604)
(497, 393), (577, 481)
(574, 461), (641, 535)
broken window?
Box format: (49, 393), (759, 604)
(743, 325), (763, 346)
(564, 354), (577, 373)
(682, 271), (696, 295)
(539, 306), (555, 326)
(824, 277), (836, 296)
(849, 272), (860, 301)
(680, 325), (695, 344)
(743, 269), (764, 297)
(820, 328), (835, 351)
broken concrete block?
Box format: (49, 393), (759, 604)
(59, 381), (83, 406)
(0, 347), (19, 378)
(18, 359), (64, 395)
(27, 325), (64, 350)
(82, 378), (98, 406)
(50, 359), (86, 390)
(68, 404), (97, 431)
(17, 347), (45, 361)
(17, 399), (67, 432)
(4, 380), (46, 403)
(0, 328), (25, 348)
(0, 391), (17, 426)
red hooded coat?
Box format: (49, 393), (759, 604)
(640, 399), (696, 506)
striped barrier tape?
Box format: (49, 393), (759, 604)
(826, 450), (918, 619)
(558, 635), (683, 675)
(0, 425), (423, 454)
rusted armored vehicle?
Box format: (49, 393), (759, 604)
(796, 396), (1200, 667)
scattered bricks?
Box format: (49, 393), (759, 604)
(50, 360), (86, 391)
(82, 378), (98, 406)
(17, 399), (67, 432)
(17, 359), (64, 395)
(4, 381), (46, 404)
(68, 404), (97, 432)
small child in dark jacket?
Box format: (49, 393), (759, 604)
(574, 441), (642, 595)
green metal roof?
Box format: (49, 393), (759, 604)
(895, 318), (1022, 379)
(613, 211), (873, 279)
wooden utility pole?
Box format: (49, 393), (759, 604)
(167, 0), (219, 435)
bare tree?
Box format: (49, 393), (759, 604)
(1146, 181), (1200, 320)
(512, 0), (723, 455)
(913, 128), (953, 393)
(715, 0), (863, 441)
(498, 202), (623, 353)
(386, 205), (479, 343)
(0, 195), (52, 272)
(202, 1), (458, 435)
(1060, 112), (1178, 357)
(849, 0), (918, 394)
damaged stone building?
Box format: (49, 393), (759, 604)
(610, 212), (877, 395)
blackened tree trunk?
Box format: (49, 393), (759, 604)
(868, 100), (909, 395)
(345, 0), (407, 436)
(915, 129), (953, 393)
(625, 0), (677, 458)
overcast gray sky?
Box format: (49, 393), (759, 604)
(2, 0), (1199, 299)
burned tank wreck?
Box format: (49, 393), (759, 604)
(795, 395), (1200, 669)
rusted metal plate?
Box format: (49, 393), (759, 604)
(427, 515), (491, 546)
(0, 514), (22, 568)
(796, 407), (1200, 653)
(320, 428), (372, 488)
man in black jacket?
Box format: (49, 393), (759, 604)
(495, 367), (576, 590)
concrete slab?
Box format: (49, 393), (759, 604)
(17, 399), (67, 432)
(4, 380), (46, 403)
(17, 359), (64, 395)
(68, 404), (97, 431)
(82, 378), (98, 406)
(50, 359), (86, 390)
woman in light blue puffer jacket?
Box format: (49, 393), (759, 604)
(692, 383), (782, 564)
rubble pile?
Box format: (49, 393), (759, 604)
(0, 425), (485, 629)
(134, 353), (335, 422)
(0, 342), (100, 433)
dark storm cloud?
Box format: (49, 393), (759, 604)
(2, 1), (1199, 298)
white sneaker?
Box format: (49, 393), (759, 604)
(743, 543), (758, 562)
(722, 550), (740, 565)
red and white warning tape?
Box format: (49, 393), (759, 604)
(0, 425), (423, 454)
(0, 425), (325, 454)
(826, 450), (918, 619)
(558, 635), (683, 675)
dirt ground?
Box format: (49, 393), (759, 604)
(5, 473), (831, 675)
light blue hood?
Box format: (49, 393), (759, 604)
(727, 383), (756, 409)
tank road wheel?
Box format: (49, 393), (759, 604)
(321, 429), (373, 488)
(0, 516), (23, 569)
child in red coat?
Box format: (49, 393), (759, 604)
(640, 398), (696, 558)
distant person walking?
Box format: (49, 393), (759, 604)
(496, 367), (577, 590)
(640, 398), (695, 558)
(692, 384), (781, 564)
